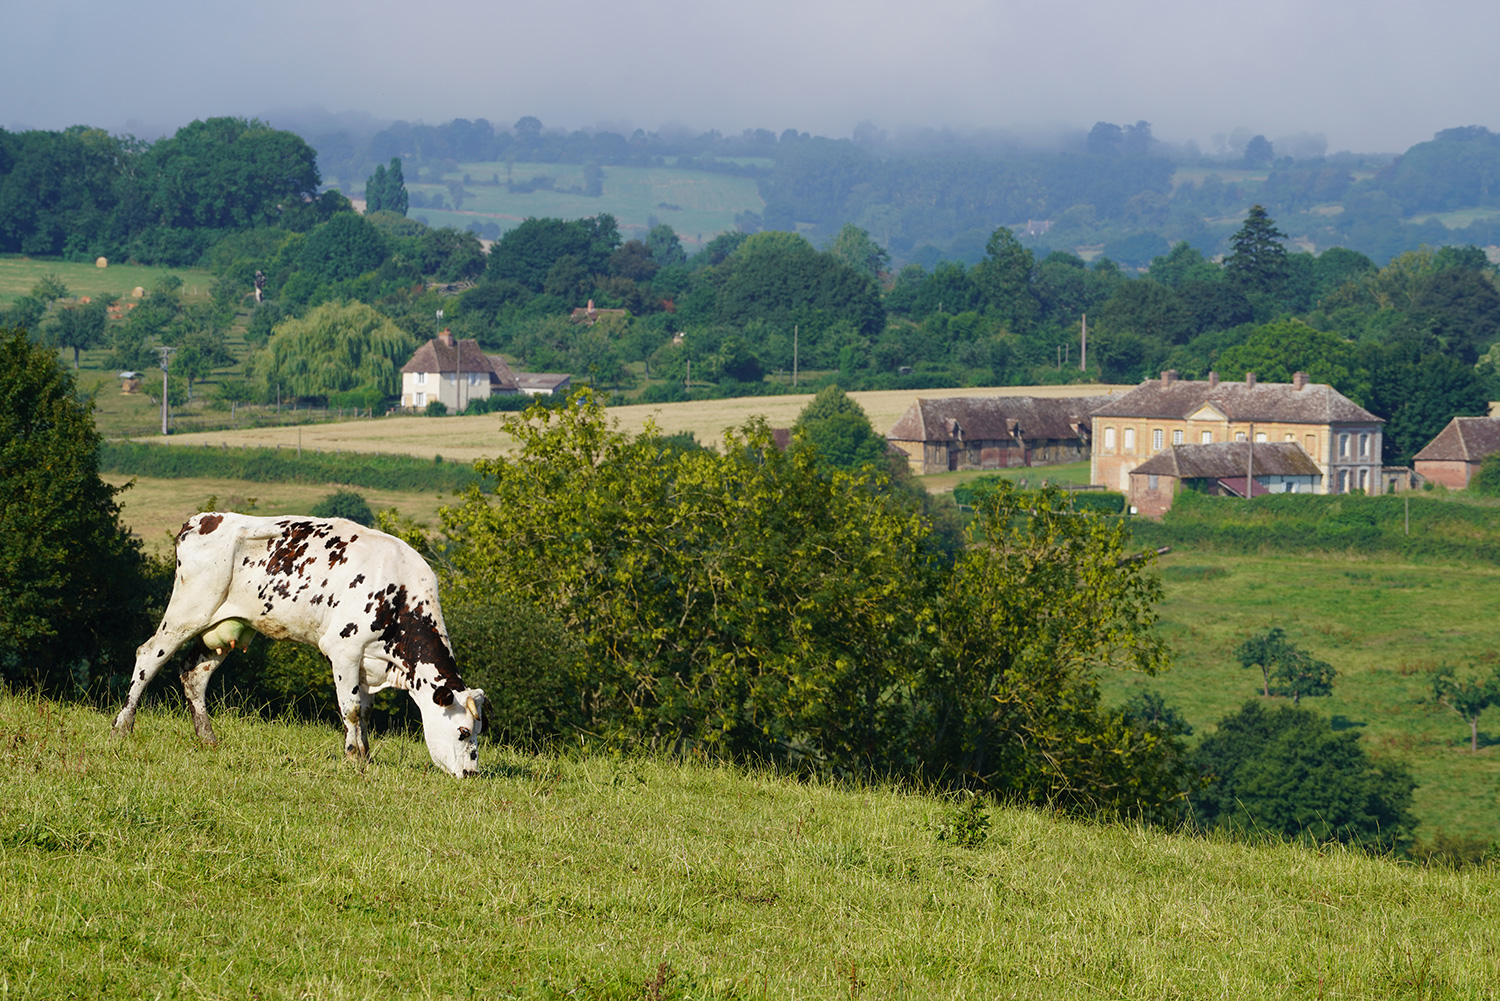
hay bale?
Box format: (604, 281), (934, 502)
(95, 256), (108, 268)
(132, 286), (145, 298)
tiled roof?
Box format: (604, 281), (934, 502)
(1131, 441), (1323, 479)
(1412, 416), (1500, 463)
(404, 337), (518, 391)
(887, 395), (1114, 444)
(513, 372), (571, 392)
(1092, 377), (1380, 425)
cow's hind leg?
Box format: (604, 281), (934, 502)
(330, 653), (371, 762)
(113, 624), (203, 735)
(179, 648), (229, 744)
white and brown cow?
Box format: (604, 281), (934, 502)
(113, 512), (486, 777)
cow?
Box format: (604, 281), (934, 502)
(113, 512), (486, 777)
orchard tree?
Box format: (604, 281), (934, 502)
(0, 327), (155, 693)
(1236, 627), (1335, 703)
(49, 298), (110, 370)
(1432, 665), (1500, 752)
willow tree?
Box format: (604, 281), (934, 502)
(250, 301), (415, 403)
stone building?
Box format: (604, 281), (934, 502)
(1128, 441), (1323, 517)
(1412, 415), (1500, 489)
(400, 330), (519, 410)
(1091, 371), (1384, 495)
(887, 395), (1113, 475)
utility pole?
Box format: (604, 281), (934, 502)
(1246, 423), (1254, 501)
(158, 345), (175, 435)
(1080, 313), (1087, 373)
(793, 325), (799, 388)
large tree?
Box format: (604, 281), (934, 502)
(1223, 204), (1289, 295)
(250, 301), (415, 401)
(0, 327), (154, 693)
(139, 117), (319, 231)
(972, 226), (1038, 332)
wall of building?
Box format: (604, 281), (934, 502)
(1414, 459), (1474, 490)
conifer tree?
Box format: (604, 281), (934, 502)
(1224, 204), (1289, 294)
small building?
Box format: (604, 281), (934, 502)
(569, 300), (628, 326)
(511, 371), (572, 397)
(1412, 416), (1500, 489)
(887, 395), (1113, 475)
(1128, 441), (1323, 518)
(1092, 370), (1384, 495)
(400, 330), (519, 410)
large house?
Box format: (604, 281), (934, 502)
(1128, 441), (1323, 517)
(400, 330), (519, 410)
(1412, 415), (1500, 489)
(886, 395), (1114, 475)
(1091, 371), (1385, 495)
(400, 330), (574, 409)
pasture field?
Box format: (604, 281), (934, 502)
(144, 384), (1134, 460)
(1106, 551), (1500, 846)
(395, 161), (765, 247)
(2, 690), (1497, 1000)
(0, 256), (213, 305)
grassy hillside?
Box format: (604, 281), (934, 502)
(0, 256), (213, 305)
(2, 691), (1496, 1000)
(393, 161), (766, 249)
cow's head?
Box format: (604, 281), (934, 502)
(422, 688), (486, 777)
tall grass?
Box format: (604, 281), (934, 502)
(2, 691), (1497, 999)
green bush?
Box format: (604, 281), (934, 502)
(309, 490), (374, 527)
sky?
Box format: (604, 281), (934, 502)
(4, 0), (1497, 154)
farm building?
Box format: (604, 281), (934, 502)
(886, 395), (1113, 475)
(1412, 415), (1500, 489)
(1127, 441), (1323, 518)
(513, 372), (572, 397)
(1091, 371), (1384, 495)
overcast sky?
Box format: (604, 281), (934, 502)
(4, 0), (1496, 154)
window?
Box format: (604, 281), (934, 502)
(1235, 431), (1247, 442)
(415, 372), (427, 386)
(1359, 434), (1370, 458)
(1359, 468), (1369, 492)
(1306, 434), (1317, 454)
(1147, 475), (1159, 490)
(1339, 433), (1350, 458)
(1255, 432), (1267, 443)
(415, 391), (426, 407)
(1104, 427), (1116, 450)
(1172, 429), (1184, 445)
(1123, 427), (1136, 450)
(1337, 469), (1348, 494)
(469, 372), (482, 386)
(1284, 433), (1294, 442)
(1201, 431), (1213, 444)
(1152, 428), (1164, 451)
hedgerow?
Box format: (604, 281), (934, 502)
(99, 441), (484, 493)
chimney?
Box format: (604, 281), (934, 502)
(438, 328), (455, 347)
(1160, 369), (1178, 385)
(1245, 372), (1256, 389)
(1293, 371), (1308, 390)
(1207, 371), (1219, 389)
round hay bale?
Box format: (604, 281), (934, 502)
(132, 286), (145, 299)
(95, 256), (108, 268)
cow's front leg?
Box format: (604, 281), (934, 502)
(179, 648), (228, 744)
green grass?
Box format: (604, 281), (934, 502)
(393, 162), (764, 249)
(1408, 208), (1500, 230)
(3, 690), (1498, 1000)
(1115, 551), (1500, 847)
(0, 255), (213, 305)
(921, 461), (1092, 495)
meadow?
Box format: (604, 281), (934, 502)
(0, 255), (213, 305)
(392, 161), (766, 248)
(2, 691), (1496, 1000)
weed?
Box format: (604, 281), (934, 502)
(932, 790), (990, 848)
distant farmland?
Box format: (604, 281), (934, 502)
(385, 161), (767, 247)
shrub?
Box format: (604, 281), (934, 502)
(309, 490), (375, 527)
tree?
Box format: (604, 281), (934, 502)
(1216, 319), (1361, 399)
(1223, 205), (1289, 295)
(215, 378), (255, 421)
(825, 224), (890, 282)
(1242, 134), (1274, 169)
(310, 490), (375, 527)
(1235, 627), (1336, 702)
(1147, 242), (1219, 289)
(299, 212), (388, 284)
(250, 301), (415, 401)
(49, 299), (109, 370)
(139, 117), (319, 231)
(365, 157), (408, 217)
(972, 227), (1038, 332)
(1432, 665), (1500, 752)
(646, 224), (687, 268)
(929, 482), (1182, 816)
(1188, 701), (1416, 853)
(792, 385), (889, 471)
(0, 327), (155, 693)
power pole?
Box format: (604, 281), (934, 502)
(793, 325), (799, 388)
(1246, 423), (1254, 501)
(158, 345), (175, 435)
(1080, 313), (1087, 373)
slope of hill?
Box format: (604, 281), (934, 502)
(2, 691), (1495, 999)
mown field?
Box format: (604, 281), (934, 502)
(2, 691), (1496, 1000)
(0, 255), (213, 305)
(387, 161), (766, 249)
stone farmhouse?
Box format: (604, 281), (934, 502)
(886, 395), (1114, 475)
(1128, 441), (1323, 517)
(1091, 371), (1385, 495)
(1412, 415), (1500, 489)
(400, 330), (568, 410)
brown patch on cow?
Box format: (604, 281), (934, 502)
(367, 585), (464, 707)
(349, 574), (365, 589)
(339, 622), (358, 638)
(197, 513), (224, 535)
